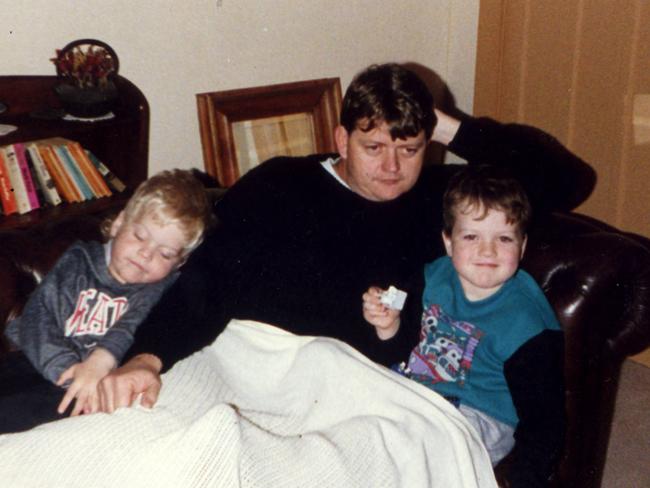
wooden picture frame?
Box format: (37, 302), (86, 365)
(197, 78), (342, 187)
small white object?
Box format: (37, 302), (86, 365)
(0, 124), (18, 136)
(63, 112), (115, 123)
(380, 286), (408, 311)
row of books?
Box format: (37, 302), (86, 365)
(0, 138), (126, 216)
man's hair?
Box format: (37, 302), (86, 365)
(340, 63), (436, 140)
(103, 169), (213, 255)
(442, 165), (531, 237)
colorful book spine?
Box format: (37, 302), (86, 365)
(0, 149), (18, 215)
(25, 143), (62, 206)
(2, 146), (31, 214)
(66, 142), (112, 197)
(13, 143), (40, 210)
(38, 144), (80, 203)
(24, 148), (46, 207)
(86, 150), (126, 192)
(54, 145), (93, 201)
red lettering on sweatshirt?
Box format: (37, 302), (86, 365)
(64, 289), (129, 337)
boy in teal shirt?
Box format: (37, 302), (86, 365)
(363, 166), (564, 488)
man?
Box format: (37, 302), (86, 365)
(98, 63), (591, 412)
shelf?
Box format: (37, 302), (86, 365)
(0, 75), (149, 190)
(0, 75), (148, 230)
(0, 193), (131, 231)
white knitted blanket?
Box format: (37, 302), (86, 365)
(0, 320), (497, 488)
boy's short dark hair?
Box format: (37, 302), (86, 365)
(443, 165), (532, 237)
(340, 63), (436, 140)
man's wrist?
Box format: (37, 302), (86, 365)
(431, 109), (461, 146)
(376, 318), (400, 340)
(131, 353), (163, 374)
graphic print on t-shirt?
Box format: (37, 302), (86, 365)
(407, 304), (483, 387)
(64, 288), (129, 337)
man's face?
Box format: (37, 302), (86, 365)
(334, 121), (427, 202)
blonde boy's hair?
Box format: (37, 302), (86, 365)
(103, 169), (212, 255)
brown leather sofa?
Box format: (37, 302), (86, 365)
(1, 204), (649, 488)
(519, 212), (650, 487)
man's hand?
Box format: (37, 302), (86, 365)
(98, 353), (163, 413)
(56, 348), (117, 416)
(362, 286), (401, 340)
(431, 109), (461, 146)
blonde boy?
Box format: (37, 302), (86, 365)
(2, 169), (211, 432)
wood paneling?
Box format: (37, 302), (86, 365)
(475, 0), (650, 238)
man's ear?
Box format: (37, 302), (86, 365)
(334, 125), (349, 159)
(110, 211), (125, 238)
(442, 231), (453, 257)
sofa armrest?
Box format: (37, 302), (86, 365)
(517, 212), (650, 487)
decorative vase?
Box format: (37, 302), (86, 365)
(54, 82), (118, 118)
(52, 38), (120, 118)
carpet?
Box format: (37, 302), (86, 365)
(601, 360), (650, 487)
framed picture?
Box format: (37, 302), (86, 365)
(197, 78), (342, 187)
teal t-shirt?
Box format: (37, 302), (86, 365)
(406, 256), (560, 426)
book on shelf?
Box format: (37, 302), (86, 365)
(2, 145), (32, 214)
(53, 145), (95, 201)
(24, 143), (62, 207)
(85, 150), (126, 193)
(33, 137), (122, 197)
(0, 138), (126, 216)
(0, 149), (18, 215)
(43, 137), (125, 195)
(24, 148), (46, 207)
(65, 141), (112, 198)
(13, 143), (41, 211)
(33, 142), (81, 203)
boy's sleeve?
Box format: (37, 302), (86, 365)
(366, 266), (425, 366)
(6, 248), (85, 384)
(501, 329), (565, 488)
(95, 273), (178, 364)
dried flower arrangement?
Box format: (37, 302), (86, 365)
(51, 39), (120, 118)
(51, 40), (118, 89)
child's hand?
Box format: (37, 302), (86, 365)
(362, 286), (401, 340)
(56, 348), (117, 417)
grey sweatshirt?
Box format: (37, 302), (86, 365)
(5, 240), (178, 384)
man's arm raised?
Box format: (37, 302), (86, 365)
(98, 353), (163, 413)
(431, 109), (461, 146)
(437, 109), (596, 213)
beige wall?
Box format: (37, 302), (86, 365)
(475, 0), (650, 238)
(475, 0), (650, 366)
(1, 0), (479, 175)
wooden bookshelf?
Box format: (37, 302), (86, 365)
(0, 75), (148, 230)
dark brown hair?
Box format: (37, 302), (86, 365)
(443, 165), (531, 237)
(340, 63), (436, 140)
